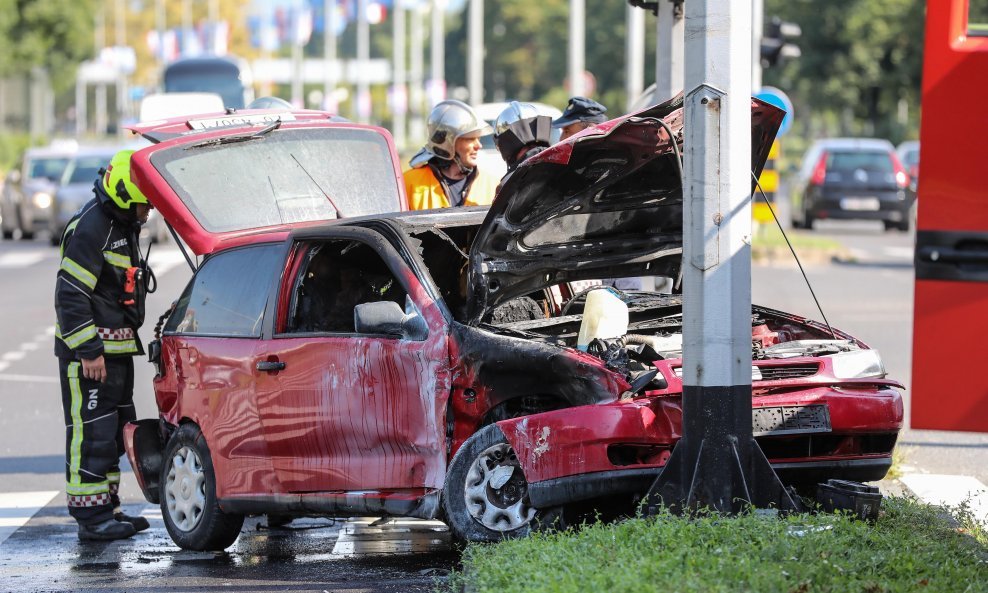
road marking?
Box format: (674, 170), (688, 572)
(0, 251), (46, 268)
(0, 373), (60, 384)
(0, 491), (59, 545)
(882, 246), (914, 259)
(900, 474), (988, 526)
(1, 351), (26, 361)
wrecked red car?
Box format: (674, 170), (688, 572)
(123, 99), (903, 551)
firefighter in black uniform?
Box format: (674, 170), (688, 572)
(54, 149), (154, 541)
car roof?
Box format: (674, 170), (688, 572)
(473, 101), (563, 122)
(808, 137), (895, 152)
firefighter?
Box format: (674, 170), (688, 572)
(404, 99), (498, 210)
(553, 96), (608, 141)
(54, 149), (154, 541)
(492, 101), (554, 176)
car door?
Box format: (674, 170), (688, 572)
(252, 226), (452, 493)
(159, 242), (287, 497)
(912, 0), (988, 431)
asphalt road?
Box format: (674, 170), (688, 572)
(0, 221), (984, 591)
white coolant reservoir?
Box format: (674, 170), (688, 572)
(576, 288), (629, 351)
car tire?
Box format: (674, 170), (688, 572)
(442, 423), (562, 543)
(1, 229), (12, 240)
(160, 423), (245, 551)
(19, 230), (34, 240)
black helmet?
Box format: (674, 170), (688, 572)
(493, 101), (553, 169)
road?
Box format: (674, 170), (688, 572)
(0, 221), (984, 591)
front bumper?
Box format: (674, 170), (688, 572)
(499, 385), (902, 504)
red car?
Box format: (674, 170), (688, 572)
(123, 99), (903, 551)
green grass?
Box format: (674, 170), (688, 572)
(441, 498), (988, 593)
(752, 222), (843, 252)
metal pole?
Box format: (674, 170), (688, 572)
(409, 5), (424, 141)
(752, 0), (764, 91)
(625, 3), (645, 111)
(644, 0), (798, 515)
(324, 0), (338, 112)
(393, 0), (406, 148)
(291, 30), (304, 107)
(115, 0), (127, 134)
(76, 78), (87, 137)
(95, 83), (107, 137)
(430, 0), (446, 104)
(356, 0), (370, 123)
(467, 0), (483, 105)
(155, 0), (166, 64)
(655, 0), (683, 103)
(568, 0), (585, 97)
(182, 0), (192, 47)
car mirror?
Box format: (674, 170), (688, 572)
(354, 301), (428, 341)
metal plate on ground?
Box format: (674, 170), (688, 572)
(752, 404), (831, 436)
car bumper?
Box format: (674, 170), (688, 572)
(809, 191), (913, 222)
(499, 386), (902, 499)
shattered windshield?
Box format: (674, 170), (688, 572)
(150, 126), (401, 233)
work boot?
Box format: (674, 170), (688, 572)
(78, 518), (137, 541)
(114, 511), (150, 532)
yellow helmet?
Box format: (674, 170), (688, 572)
(102, 149), (148, 210)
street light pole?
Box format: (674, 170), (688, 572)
(625, 3), (645, 111)
(655, 0), (683, 102)
(430, 0), (446, 104)
(568, 0), (585, 97)
(356, 0), (370, 123)
(467, 0), (483, 105)
(324, 0), (338, 112)
(644, 0), (799, 515)
(393, 0), (406, 148)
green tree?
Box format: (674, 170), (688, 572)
(4, 0), (97, 94)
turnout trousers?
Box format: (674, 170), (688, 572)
(58, 357), (136, 525)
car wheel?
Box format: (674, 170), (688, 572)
(160, 423), (244, 551)
(1, 229), (12, 240)
(442, 423), (561, 543)
(20, 230), (34, 240)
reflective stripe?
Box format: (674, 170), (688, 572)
(60, 257), (97, 290)
(103, 339), (138, 354)
(62, 324), (97, 349)
(102, 250), (131, 269)
(66, 481), (109, 496)
(67, 362), (84, 489)
(59, 218), (80, 257)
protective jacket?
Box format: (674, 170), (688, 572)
(403, 163), (498, 210)
(54, 181), (147, 360)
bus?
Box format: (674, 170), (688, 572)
(912, 0), (988, 432)
(162, 56), (254, 109)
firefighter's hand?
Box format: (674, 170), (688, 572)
(81, 356), (107, 383)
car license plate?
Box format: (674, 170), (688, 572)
(840, 197), (880, 211)
(752, 404), (831, 436)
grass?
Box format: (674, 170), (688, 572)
(752, 222), (844, 251)
(440, 498), (988, 593)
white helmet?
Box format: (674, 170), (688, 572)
(409, 100), (493, 169)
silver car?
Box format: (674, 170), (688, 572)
(48, 148), (118, 245)
(1, 143), (76, 240)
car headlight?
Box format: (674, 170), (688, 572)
(830, 349), (886, 379)
(32, 192), (52, 209)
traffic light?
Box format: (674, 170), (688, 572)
(761, 17), (801, 68)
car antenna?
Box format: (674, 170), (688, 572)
(750, 171), (837, 339)
(290, 153), (345, 217)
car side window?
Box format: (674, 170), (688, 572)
(287, 239), (408, 334)
(164, 243), (282, 337)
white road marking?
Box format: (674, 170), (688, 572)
(1, 351), (26, 361)
(0, 251), (46, 268)
(0, 374), (60, 384)
(0, 491), (59, 545)
(883, 246), (914, 259)
(0, 362), (9, 373)
(900, 474), (988, 526)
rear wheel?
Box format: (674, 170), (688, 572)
(160, 423), (244, 551)
(442, 424), (561, 542)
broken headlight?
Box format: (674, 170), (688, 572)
(830, 349), (886, 379)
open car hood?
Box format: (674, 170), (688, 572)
(467, 95), (784, 323)
(128, 110), (406, 256)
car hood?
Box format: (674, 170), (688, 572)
(466, 95), (784, 323)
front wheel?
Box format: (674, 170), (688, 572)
(160, 423), (244, 551)
(442, 424), (560, 542)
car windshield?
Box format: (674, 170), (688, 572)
(150, 126), (401, 233)
(827, 150), (893, 174)
(901, 149), (919, 168)
(27, 157), (70, 181)
(65, 155), (113, 185)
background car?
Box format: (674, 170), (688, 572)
(48, 147), (119, 245)
(1, 141), (77, 240)
(121, 101), (902, 552)
(472, 101), (563, 181)
(790, 138), (914, 232)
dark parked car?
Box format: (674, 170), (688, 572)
(790, 138), (914, 231)
(123, 101), (903, 551)
(49, 147), (119, 245)
(1, 142), (76, 240)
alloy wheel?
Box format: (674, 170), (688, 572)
(164, 445), (207, 532)
(463, 443), (536, 532)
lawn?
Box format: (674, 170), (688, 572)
(442, 497), (987, 593)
